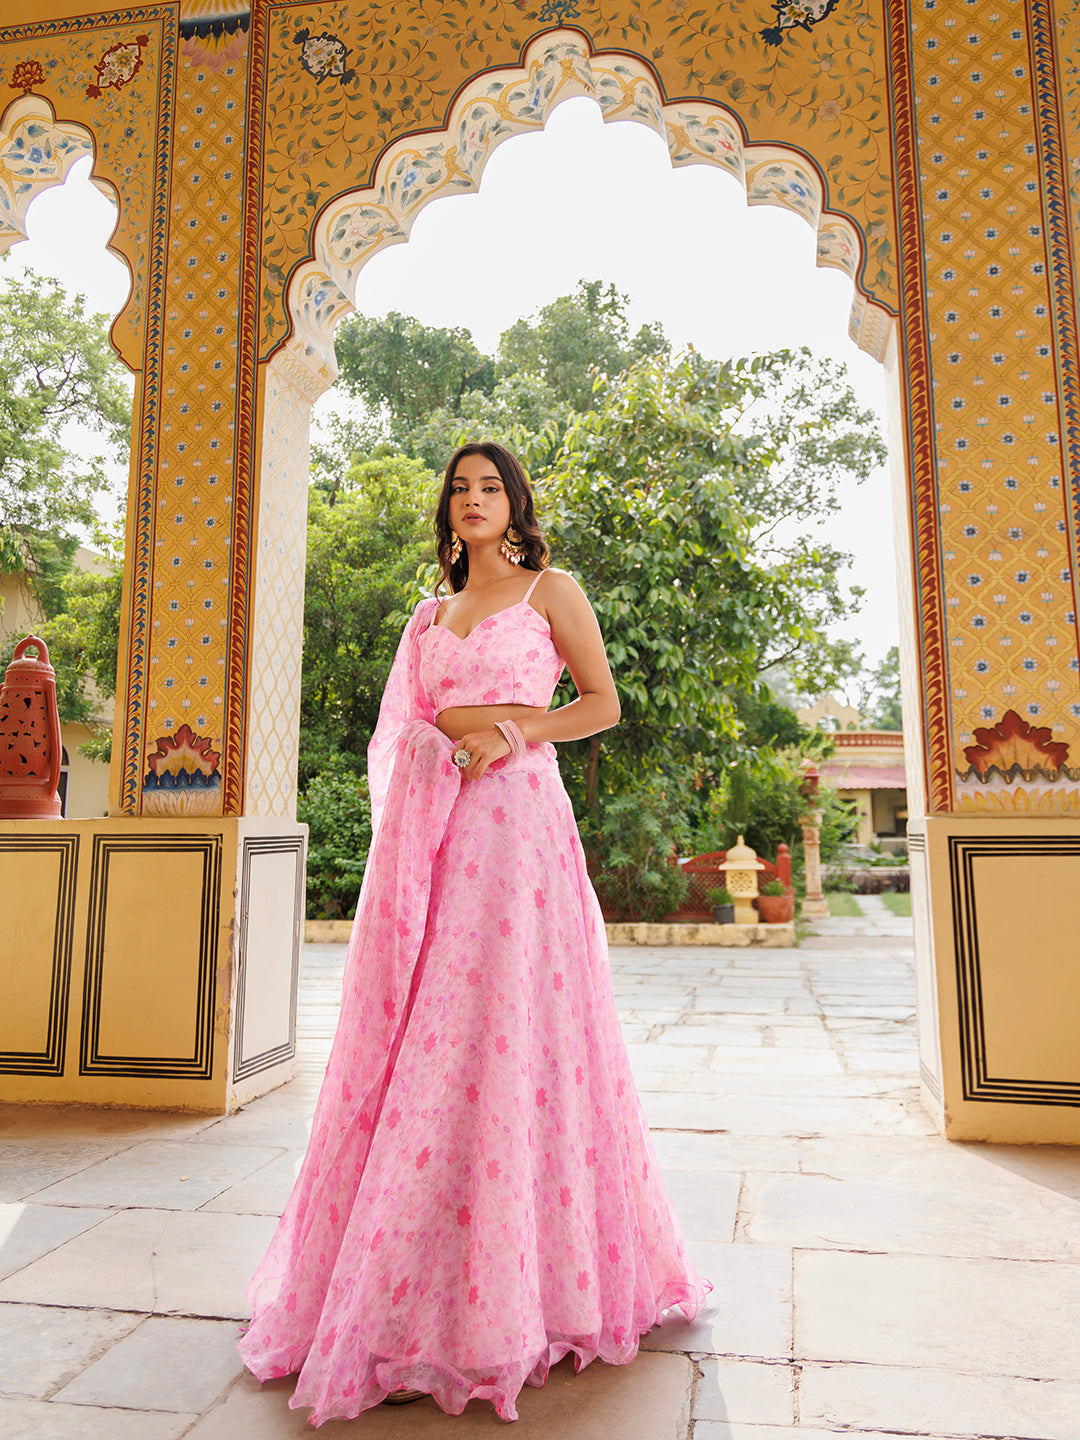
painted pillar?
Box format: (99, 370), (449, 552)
(0, 7), (305, 1110)
(888, 0), (1080, 1139)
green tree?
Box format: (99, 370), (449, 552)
(298, 761), (372, 919)
(333, 310), (494, 433)
(498, 279), (668, 412)
(0, 270), (131, 607)
(330, 282), (670, 472)
(860, 645), (903, 730)
(300, 452), (437, 783)
(518, 350), (870, 808)
(36, 558), (122, 761)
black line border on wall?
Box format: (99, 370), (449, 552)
(949, 834), (1080, 1106)
(232, 834), (304, 1082)
(0, 835), (79, 1075)
(80, 834), (221, 1079)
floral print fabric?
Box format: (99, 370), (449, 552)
(419, 589), (566, 715)
(238, 599), (709, 1424)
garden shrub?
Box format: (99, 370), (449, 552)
(581, 788), (690, 922)
(298, 760), (372, 919)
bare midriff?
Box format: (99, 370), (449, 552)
(435, 703), (548, 745)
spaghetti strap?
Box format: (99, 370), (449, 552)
(523, 569), (546, 604)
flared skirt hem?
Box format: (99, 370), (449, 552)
(244, 1276), (706, 1425)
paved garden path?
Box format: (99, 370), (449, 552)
(1, 922), (1078, 1439)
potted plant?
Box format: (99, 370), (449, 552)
(706, 886), (735, 925)
(756, 878), (795, 924)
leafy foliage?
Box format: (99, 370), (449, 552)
(497, 279), (668, 413)
(300, 452), (437, 783)
(36, 550), (122, 763)
(860, 644), (903, 730)
(0, 271), (131, 606)
(307, 285), (886, 916)
(298, 761), (372, 919)
(580, 787), (689, 923)
(691, 746), (855, 873)
(334, 310), (494, 433)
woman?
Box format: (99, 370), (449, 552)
(238, 441), (708, 1424)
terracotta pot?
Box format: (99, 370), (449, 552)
(756, 893), (795, 924)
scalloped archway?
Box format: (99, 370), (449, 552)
(275, 29), (895, 401)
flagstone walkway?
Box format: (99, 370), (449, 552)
(1, 916), (1078, 1439)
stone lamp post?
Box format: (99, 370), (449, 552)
(800, 761), (829, 920)
(721, 835), (765, 926)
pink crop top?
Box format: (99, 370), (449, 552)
(417, 569), (566, 716)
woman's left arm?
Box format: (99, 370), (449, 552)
(514, 570), (621, 744)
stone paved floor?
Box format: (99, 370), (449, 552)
(2, 904), (1079, 1439)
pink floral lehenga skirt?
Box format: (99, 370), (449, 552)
(238, 723), (708, 1424)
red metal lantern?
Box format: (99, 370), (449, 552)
(0, 635), (63, 819)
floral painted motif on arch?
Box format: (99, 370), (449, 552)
(86, 33), (149, 97)
(762, 1), (842, 47)
(9, 59), (44, 94)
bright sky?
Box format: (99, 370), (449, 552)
(7, 96), (898, 667)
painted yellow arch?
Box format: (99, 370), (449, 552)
(277, 29), (893, 399)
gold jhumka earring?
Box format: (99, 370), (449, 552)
(449, 530), (462, 564)
(500, 527), (525, 565)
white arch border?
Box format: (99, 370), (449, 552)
(0, 94), (96, 250)
(281, 29), (895, 397)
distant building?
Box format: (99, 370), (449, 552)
(797, 695), (907, 850)
(0, 548), (114, 819)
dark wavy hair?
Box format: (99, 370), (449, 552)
(434, 441), (549, 594)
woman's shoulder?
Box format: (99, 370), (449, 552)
(406, 595), (440, 632)
(533, 567), (580, 597)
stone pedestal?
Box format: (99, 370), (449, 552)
(800, 812), (830, 919)
(909, 817), (1080, 1144)
(0, 816), (306, 1112)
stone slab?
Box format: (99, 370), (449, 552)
(0, 1106), (217, 1142)
(693, 1426), (917, 1440)
(0, 1141), (123, 1203)
(643, 1242), (792, 1359)
(27, 1140), (285, 1211)
(745, 1170), (1080, 1261)
(707, 1050), (843, 1075)
(0, 1302), (142, 1398)
(0, 1397), (196, 1440)
(0, 1208), (277, 1318)
(606, 924), (796, 947)
(639, 1091), (934, 1137)
(649, 1132), (799, 1173)
(0, 1202), (109, 1281)
(662, 1169), (740, 1244)
(201, 1149), (306, 1215)
(657, 1025), (764, 1047)
(692, 1357), (793, 1424)
(795, 1249), (1080, 1381)
(193, 1095), (315, 1149)
(625, 1043), (712, 1073)
(186, 1351), (693, 1438)
(800, 1360), (1080, 1440)
(54, 1316), (244, 1413)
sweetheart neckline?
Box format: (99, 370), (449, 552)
(424, 597), (551, 644)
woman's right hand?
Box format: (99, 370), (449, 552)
(451, 728), (512, 781)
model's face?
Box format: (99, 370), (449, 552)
(448, 453), (512, 543)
